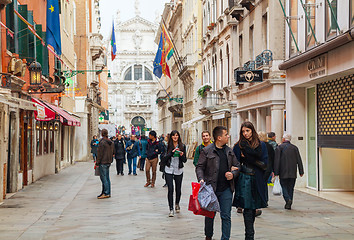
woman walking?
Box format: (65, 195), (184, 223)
(233, 122), (268, 240)
(161, 130), (187, 217)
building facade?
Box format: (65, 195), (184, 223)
(108, 6), (159, 136)
(280, 0), (354, 190)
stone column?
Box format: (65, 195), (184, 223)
(256, 108), (266, 132)
(271, 105), (284, 144)
(229, 103), (238, 144)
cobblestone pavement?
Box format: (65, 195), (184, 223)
(0, 161), (353, 240)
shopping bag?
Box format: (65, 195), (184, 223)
(272, 177), (282, 195)
(198, 182), (220, 212)
(94, 163), (100, 176)
(188, 182), (216, 219)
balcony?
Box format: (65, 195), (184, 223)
(238, 0), (255, 11)
(199, 91), (218, 114)
(156, 89), (169, 107)
(90, 33), (104, 66)
(168, 95), (183, 113)
(178, 53), (198, 83)
(229, 5), (244, 21)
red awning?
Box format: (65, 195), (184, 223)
(44, 102), (81, 127)
(32, 98), (56, 121)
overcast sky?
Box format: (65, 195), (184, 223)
(99, 0), (170, 40)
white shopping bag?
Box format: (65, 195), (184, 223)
(272, 177), (282, 196)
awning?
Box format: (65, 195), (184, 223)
(181, 115), (207, 129)
(211, 109), (230, 120)
(32, 98), (56, 121)
(44, 101), (81, 126)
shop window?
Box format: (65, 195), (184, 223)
(325, 0), (338, 40)
(43, 122), (49, 154)
(305, 0), (316, 49)
(134, 65), (142, 80)
(36, 121), (42, 156)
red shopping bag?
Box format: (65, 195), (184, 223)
(188, 182), (215, 219)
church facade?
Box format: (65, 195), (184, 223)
(107, 7), (159, 136)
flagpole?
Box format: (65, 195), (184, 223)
(161, 18), (184, 72)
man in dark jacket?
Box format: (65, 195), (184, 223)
(144, 131), (161, 188)
(96, 129), (114, 199)
(126, 135), (141, 175)
(114, 134), (126, 175)
(196, 126), (240, 240)
(274, 133), (304, 210)
(91, 135), (99, 161)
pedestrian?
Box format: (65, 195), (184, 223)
(193, 130), (212, 167)
(125, 134), (141, 175)
(144, 131), (161, 188)
(114, 134), (126, 175)
(90, 135), (99, 161)
(233, 121), (268, 240)
(259, 132), (275, 187)
(139, 135), (148, 171)
(267, 132), (278, 150)
(159, 134), (169, 188)
(161, 130), (187, 217)
(96, 129), (114, 199)
(196, 126), (240, 240)
(274, 133), (304, 210)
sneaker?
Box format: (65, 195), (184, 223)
(175, 204), (180, 213)
(133, 173), (137, 176)
(97, 193), (103, 198)
(98, 194), (110, 199)
(163, 183), (167, 188)
(128, 172), (132, 175)
(144, 183), (151, 187)
(285, 200), (292, 210)
(255, 209), (262, 217)
(169, 210), (174, 217)
(151, 183), (155, 188)
(121, 173), (124, 176)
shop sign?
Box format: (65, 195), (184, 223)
(307, 54), (327, 79)
(142, 128), (151, 131)
(235, 70), (263, 83)
(37, 104), (46, 119)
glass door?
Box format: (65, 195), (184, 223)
(307, 87), (317, 189)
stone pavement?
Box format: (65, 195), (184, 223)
(0, 160), (353, 240)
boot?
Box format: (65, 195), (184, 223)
(243, 209), (255, 240)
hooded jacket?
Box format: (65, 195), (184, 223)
(97, 137), (114, 165)
(146, 139), (161, 160)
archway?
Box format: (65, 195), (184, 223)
(131, 116), (146, 136)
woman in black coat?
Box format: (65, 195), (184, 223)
(161, 130), (187, 217)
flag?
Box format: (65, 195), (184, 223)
(161, 24), (174, 60)
(46, 0), (61, 55)
(153, 33), (171, 79)
(111, 22), (117, 60)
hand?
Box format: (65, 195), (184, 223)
(231, 166), (239, 171)
(225, 172), (233, 180)
(155, 149), (159, 152)
(139, 156), (141, 159)
(172, 148), (179, 153)
(179, 151), (184, 156)
(241, 152), (245, 158)
(199, 179), (204, 183)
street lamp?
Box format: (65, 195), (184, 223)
(29, 61), (42, 85)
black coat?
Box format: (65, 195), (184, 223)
(274, 141), (304, 179)
(263, 141), (275, 181)
(114, 139), (126, 160)
(196, 143), (240, 193)
(91, 139), (99, 154)
(146, 139), (161, 160)
(161, 144), (187, 169)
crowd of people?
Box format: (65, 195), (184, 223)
(92, 122), (304, 240)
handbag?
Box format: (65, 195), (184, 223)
(272, 177), (282, 195)
(94, 164), (100, 176)
(188, 182), (215, 219)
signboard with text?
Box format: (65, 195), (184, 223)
(234, 70), (263, 83)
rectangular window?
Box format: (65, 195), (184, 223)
(262, 13), (268, 50)
(36, 122), (42, 156)
(239, 34), (243, 66)
(325, 0), (338, 40)
(305, 0), (316, 49)
(289, 0), (299, 55)
(249, 25), (254, 60)
(134, 65), (142, 80)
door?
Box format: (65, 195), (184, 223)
(307, 87), (317, 189)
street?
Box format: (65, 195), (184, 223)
(0, 160), (353, 240)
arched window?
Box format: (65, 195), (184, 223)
(134, 65), (142, 80)
(124, 67), (132, 80)
(226, 44), (230, 86)
(144, 68), (153, 80)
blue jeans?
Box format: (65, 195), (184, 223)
(280, 178), (296, 202)
(205, 187), (233, 240)
(99, 164), (111, 195)
(128, 157), (137, 174)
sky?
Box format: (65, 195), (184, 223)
(99, 0), (170, 40)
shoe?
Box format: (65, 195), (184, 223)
(237, 207), (243, 213)
(175, 204), (180, 213)
(121, 173), (124, 176)
(133, 173), (137, 176)
(97, 194), (110, 199)
(151, 183), (155, 188)
(255, 209), (262, 217)
(163, 183), (167, 188)
(97, 193), (103, 198)
(144, 183), (151, 187)
(128, 172), (132, 175)
(285, 200), (292, 210)
(140, 168), (144, 171)
(205, 237), (212, 240)
(169, 210), (174, 217)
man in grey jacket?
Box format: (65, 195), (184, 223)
(274, 133), (304, 210)
(196, 126), (240, 240)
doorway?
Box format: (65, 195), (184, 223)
(307, 87), (317, 189)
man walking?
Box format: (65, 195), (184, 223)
(114, 134), (126, 175)
(196, 126), (240, 240)
(144, 131), (161, 188)
(274, 133), (304, 210)
(126, 134), (141, 175)
(193, 130), (212, 166)
(96, 129), (114, 199)
(139, 135), (148, 171)
(267, 132), (278, 150)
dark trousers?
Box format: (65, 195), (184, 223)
(205, 188), (233, 240)
(99, 164), (111, 196)
(243, 209), (256, 240)
(116, 158), (124, 174)
(165, 173), (183, 210)
(280, 178), (296, 202)
(140, 157), (146, 170)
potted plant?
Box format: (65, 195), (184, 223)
(197, 84), (212, 98)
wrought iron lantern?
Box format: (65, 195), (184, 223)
(29, 61), (42, 85)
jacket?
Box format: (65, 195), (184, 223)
(193, 141), (212, 166)
(114, 139), (126, 160)
(91, 139), (99, 154)
(268, 139), (278, 151)
(196, 143), (240, 193)
(126, 140), (141, 159)
(140, 139), (148, 158)
(161, 144), (187, 169)
(274, 141), (304, 179)
(96, 137), (114, 165)
(263, 141), (275, 181)
(146, 139), (161, 160)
